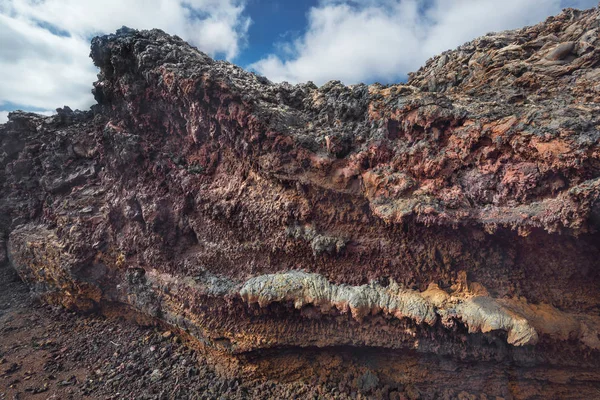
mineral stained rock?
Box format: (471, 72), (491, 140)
(2, 6), (600, 399)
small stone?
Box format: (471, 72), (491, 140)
(356, 370), (379, 392)
(150, 369), (163, 382)
(162, 331), (172, 339)
(545, 41), (575, 61)
(4, 363), (20, 374)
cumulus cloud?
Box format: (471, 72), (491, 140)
(0, 0), (250, 113)
(0, 13), (96, 113)
(250, 0), (599, 85)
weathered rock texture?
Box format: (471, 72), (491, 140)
(2, 6), (600, 399)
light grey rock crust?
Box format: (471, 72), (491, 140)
(239, 270), (538, 346)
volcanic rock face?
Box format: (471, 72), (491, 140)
(2, 7), (600, 399)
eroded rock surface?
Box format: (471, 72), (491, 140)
(2, 7), (600, 399)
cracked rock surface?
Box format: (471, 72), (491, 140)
(2, 6), (600, 399)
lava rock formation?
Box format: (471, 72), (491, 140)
(2, 7), (600, 399)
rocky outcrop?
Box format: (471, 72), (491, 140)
(2, 7), (600, 399)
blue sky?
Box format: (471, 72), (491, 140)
(0, 0), (598, 122)
(238, 0), (319, 66)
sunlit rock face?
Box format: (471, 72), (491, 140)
(2, 7), (600, 398)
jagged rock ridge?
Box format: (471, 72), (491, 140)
(1, 7), (600, 399)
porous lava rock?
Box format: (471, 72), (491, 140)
(2, 7), (600, 399)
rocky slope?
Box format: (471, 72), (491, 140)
(2, 6), (600, 399)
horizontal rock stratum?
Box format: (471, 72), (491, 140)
(2, 6), (600, 399)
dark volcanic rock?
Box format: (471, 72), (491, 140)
(2, 7), (600, 399)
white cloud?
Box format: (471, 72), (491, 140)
(0, 13), (97, 111)
(0, 111), (8, 123)
(250, 0), (599, 85)
(0, 0), (250, 112)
